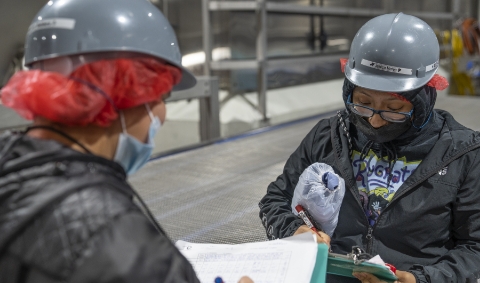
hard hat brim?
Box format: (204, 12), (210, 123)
(174, 67), (197, 91)
(345, 66), (435, 93)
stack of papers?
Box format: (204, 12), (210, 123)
(176, 233), (319, 283)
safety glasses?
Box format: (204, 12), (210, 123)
(346, 95), (413, 123)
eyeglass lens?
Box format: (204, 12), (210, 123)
(349, 104), (407, 122)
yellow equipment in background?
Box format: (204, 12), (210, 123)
(447, 29), (475, 96)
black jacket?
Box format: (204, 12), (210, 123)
(0, 132), (200, 283)
(259, 110), (480, 283)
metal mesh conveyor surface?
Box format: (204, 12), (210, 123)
(129, 114), (330, 245)
(130, 92), (480, 245)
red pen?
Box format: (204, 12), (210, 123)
(295, 205), (317, 233)
(385, 263), (397, 274)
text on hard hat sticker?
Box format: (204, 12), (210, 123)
(28, 18), (76, 34)
(361, 59), (412, 75)
(425, 61), (439, 72)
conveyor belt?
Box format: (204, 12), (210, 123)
(129, 112), (334, 244)
(130, 91), (480, 245)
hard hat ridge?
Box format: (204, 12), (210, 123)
(345, 13), (440, 93)
(24, 0), (195, 90)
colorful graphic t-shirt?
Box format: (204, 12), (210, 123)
(351, 150), (421, 226)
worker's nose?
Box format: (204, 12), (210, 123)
(368, 113), (388, 128)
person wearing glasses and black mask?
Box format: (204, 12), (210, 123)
(259, 13), (480, 283)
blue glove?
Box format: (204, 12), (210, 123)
(322, 172), (339, 191)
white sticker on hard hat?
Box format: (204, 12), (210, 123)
(28, 18), (76, 34)
(361, 59), (412, 75)
(425, 61), (439, 72)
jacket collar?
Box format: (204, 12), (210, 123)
(332, 109), (480, 206)
(0, 131), (126, 179)
(397, 109), (480, 192)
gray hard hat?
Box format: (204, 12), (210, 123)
(345, 13), (439, 92)
(24, 0), (195, 90)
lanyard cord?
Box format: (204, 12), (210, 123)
(337, 110), (353, 158)
(338, 110), (398, 190)
(130, 188), (168, 237)
(25, 125), (93, 155)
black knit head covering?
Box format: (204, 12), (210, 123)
(341, 78), (437, 142)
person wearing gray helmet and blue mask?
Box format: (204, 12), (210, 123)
(259, 13), (480, 283)
(0, 0), (256, 283)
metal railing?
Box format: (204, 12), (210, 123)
(202, 0), (460, 122)
(0, 76), (221, 142)
(166, 76), (220, 141)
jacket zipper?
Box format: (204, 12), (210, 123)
(338, 158), (373, 251)
(333, 118), (374, 252)
(364, 142), (480, 255)
(366, 226), (373, 254)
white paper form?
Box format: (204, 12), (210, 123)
(176, 232), (317, 283)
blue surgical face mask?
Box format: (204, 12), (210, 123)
(114, 104), (162, 175)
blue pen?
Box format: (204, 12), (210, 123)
(214, 277), (224, 283)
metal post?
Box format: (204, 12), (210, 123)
(202, 0), (212, 76)
(452, 0), (461, 19)
(168, 77), (220, 141)
(200, 0), (220, 141)
(476, 0), (480, 20)
(319, 0), (326, 51)
(308, 0), (316, 51)
(199, 77), (221, 141)
(382, 0), (394, 13)
(256, 0), (268, 121)
(162, 0), (169, 20)
(452, 0), (461, 72)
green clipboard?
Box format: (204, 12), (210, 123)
(326, 253), (398, 283)
(310, 244), (329, 283)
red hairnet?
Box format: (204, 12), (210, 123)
(1, 57), (181, 127)
(426, 74), (449, 90)
(340, 58), (348, 73)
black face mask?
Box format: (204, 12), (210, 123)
(350, 112), (412, 144)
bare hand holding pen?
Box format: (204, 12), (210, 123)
(294, 224), (331, 246)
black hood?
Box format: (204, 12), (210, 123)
(342, 78), (438, 143)
(0, 132), (127, 254)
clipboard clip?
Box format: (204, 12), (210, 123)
(347, 246), (372, 265)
